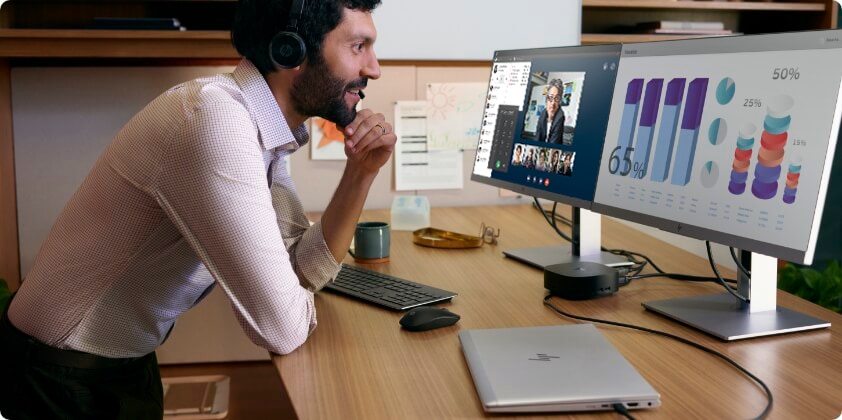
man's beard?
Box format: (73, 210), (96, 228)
(290, 57), (367, 127)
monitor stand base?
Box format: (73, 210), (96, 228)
(503, 245), (631, 270)
(643, 293), (831, 341)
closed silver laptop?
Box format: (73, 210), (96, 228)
(459, 324), (660, 413)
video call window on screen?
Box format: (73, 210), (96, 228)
(471, 44), (622, 207)
(511, 144), (576, 177)
(521, 71), (586, 147)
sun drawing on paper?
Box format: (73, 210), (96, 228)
(427, 84), (457, 120)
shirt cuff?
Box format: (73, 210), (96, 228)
(293, 221), (341, 291)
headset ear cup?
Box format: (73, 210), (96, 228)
(269, 31), (307, 69)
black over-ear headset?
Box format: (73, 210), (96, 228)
(269, 0), (307, 69)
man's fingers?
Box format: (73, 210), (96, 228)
(352, 120), (393, 155)
(346, 113), (387, 146)
(356, 132), (397, 156)
(342, 109), (376, 138)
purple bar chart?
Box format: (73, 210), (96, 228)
(632, 79), (664, 178)
(671, 78), (710, 186)
(650, 78), (686, 182)
(614, 79), (644, 176)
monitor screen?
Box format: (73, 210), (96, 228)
(592, 30), (842, 264)
(471, 44), (622, 209)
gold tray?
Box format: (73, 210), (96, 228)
(412, 227), (483, 249)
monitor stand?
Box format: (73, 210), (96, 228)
(643, 251), (830, 341)
(504, 206), (629, 270)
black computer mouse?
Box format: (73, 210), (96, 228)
(399, 306), (461, 332)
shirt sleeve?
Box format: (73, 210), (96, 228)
(154, 99), (315, 355)
(268, 154), (342, 292)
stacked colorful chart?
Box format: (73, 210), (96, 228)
(752, 95), (794, 200)
(728, 123), (756, 195)
(783, 159), (802, 204)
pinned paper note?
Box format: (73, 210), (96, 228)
(425, 82), (487, 151)
(395, 101), (463, 191)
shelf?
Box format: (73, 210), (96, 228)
(582, 33), (737, 44)
(583, 0), (826, 12)
(0, 29), (492, 65)
(0, 29), (237, 59)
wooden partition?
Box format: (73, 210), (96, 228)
(0, 30), (508, 288)
(1, 59), (19, 291)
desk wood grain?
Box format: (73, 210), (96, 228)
(273, 205), (842, 419)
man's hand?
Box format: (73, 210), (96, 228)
(340, 109), (397, 175)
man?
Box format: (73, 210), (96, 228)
(549, 149), (560, 173)
(536, 149), (548, 172)
(560, 152), (574, 176)
(535, 78), (566, 145)
(0, 0), (391, 418)
(523, 147), (534, 169)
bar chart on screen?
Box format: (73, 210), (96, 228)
(594, 47), (842, 250)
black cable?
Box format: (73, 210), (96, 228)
(534, 199), (659, 276)
(631, 272), (738, 285)
(533, 197), (577, 244)
(543, 295), (774, 420)
(606, 249), (667, 274)
(532, 199), (740, 286)
(544, 200), (649, 275)
(550, 201), (573, 227)
(532, 199), (573, 227)
(547, 203), (657, 275)
(612, 403), (636, 420)
(706, 241), (749, 303)
(730, 247), (752, 278)
(603, 248), (650, 274)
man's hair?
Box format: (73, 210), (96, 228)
(231, 0), (382, 75)
(548, 78), (565, 95)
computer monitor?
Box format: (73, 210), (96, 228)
(470, 44), (628, 268)
(591, 30), (842, 340)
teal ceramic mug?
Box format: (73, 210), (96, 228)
(350, 221), (390, 263)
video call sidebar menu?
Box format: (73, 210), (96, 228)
(473, 61), (531, 178)
(487, 105), (519, 172)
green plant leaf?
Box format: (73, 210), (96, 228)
(777, 264), (803, 292)
(801, 269), (822, 291)
(777, 261), (842, 313)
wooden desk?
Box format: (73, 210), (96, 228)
(273, 205), (842, 419)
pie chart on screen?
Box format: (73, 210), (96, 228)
(700, 161), (719, 188)
(709, 118), (728, 145)
(716, 77), (736, 105)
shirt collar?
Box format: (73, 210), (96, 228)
(232, 58), (309, 151)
